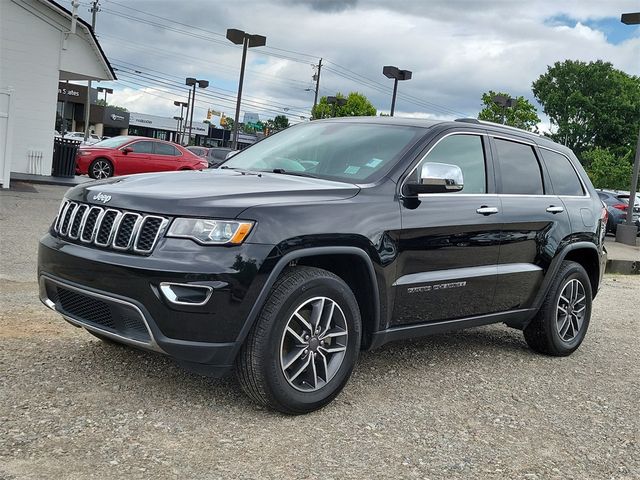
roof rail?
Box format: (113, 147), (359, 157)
(455, 118), (540, 136)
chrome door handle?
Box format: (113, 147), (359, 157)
(476, 206), (499, 215)
(546, 206), (565, 214)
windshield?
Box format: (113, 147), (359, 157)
(223, 122), (425, 183)
(91, 136), (136, 148)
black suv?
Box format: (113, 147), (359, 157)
(38, 117), (607, 414)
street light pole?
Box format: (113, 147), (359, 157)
(616, 11), (640, 245)
(227, 28), (267, 150)
(173, 100), (188, 145)
(383, 66), (412, 117)
(185, 78), (209, 145)
(232, 35), (248, 151)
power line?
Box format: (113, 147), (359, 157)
(113, 71), (308, 121)
(112, 59), (311, 114)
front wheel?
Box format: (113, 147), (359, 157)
(524, 261), (592, 356)
(89, 158), (113, 179)
(236, 266), (361, 414)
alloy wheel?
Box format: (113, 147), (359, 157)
(92, 160), (111, 179)
(279, 296), (348, 392)
(556, 278), (587, 342)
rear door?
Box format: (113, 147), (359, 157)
(120, 140), (153, 174)
(491, 135), (572, 311)
(393, 131), (502, 326)
(152, 142), (183, 171)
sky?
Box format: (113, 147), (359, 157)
(77, 0), (640, 129)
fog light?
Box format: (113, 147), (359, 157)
(159, 283), (213, 306)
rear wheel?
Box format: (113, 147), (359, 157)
(236, 266), (361, 414)
(524, 261), (592, 356)
(89, 158), (113, 179)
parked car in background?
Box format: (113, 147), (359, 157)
(75, 136), (208, 179)
(208, 147), (234, 167)
(63, 131), (102, 145)
(597, 189), (640, 234)
(186, 146), (208, 158)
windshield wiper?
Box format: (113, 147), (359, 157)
(268, 168), (318, 179)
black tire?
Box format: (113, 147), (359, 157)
(236, 266), (361, 414)
(524, 261), (592, 356)
(88, 158), (113, 179)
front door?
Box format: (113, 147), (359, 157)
(393, 131), (502, 326)
(119, 140), (153, 175)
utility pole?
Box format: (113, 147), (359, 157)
(313, 58), (322, 111)
(83, 0), (99, 142)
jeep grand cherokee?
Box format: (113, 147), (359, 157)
(38, 117), (607, 414)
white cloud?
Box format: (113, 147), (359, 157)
(87, 0), (640, 123)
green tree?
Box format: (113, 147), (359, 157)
(532, 60), (640, 158)
(222, 117), (234, 131)
(583, 147), (633, 190)
(477, 91), (541, 131)
(272, 115), (290, 130)
(311, 92), (376, 119)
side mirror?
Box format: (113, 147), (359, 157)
(404, 162), (464, 195)
(122, 147), (133, 154)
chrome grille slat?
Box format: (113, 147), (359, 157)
(59, 202), (77, 236)
(53, 201), (166, 255)
(134, 216), (168, 254)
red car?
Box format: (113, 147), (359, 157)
(76, 136), (208, 179)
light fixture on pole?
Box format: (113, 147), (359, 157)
(616, 11), (640, 245)
(492, 94), (516, 124)
(185, 77), (209, 145)
(173, 100), (189, 145)
(382, 66), (412, 116)
(96, 87), (113, 102)
(326, 96), (346, 117)
(226, 28), (267, 149)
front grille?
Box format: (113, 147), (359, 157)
(53, 200), (167, 255)
(47, 283), (151, 343)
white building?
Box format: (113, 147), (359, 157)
(0, 0), (115, 188)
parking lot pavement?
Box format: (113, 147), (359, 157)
(1, 184), (639, 479)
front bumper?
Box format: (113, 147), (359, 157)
(38, 233), (276, 375)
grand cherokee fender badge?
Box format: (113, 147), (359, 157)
(408, 281), (467, 294)
(92, 192), (112, 204)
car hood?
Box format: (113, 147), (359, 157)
(65, 169), (360, 218)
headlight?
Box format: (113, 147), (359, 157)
(77, 151), (91, 156)
(166, 218), (254, 245)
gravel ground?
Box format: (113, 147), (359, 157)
(1, 184), (639, 479)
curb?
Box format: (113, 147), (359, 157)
(606, 259), (639, 275)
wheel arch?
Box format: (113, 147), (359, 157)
(233, 247), (381, 359)
(531, 241), (601, 313)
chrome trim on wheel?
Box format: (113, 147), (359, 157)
(279, 296), (348, 392)
(556, 278), (586, 342)
(92, 160), (111, 179)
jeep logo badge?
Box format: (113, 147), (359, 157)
(92, 192), (112, 204)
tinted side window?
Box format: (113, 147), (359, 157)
(541, 149), (584, 196)
(155, 143), (179, 156)
(494, 139), (543, 195)
(129, 141), (153, 154)
(414, 134), (486, 194)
